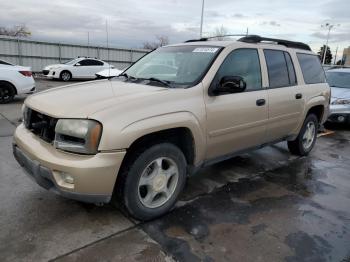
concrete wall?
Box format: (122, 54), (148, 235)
(0, 36), (149, 72)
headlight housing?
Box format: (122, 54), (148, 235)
(331, 99), (350, 105)
(54, 119), (102, 155)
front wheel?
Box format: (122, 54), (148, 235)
(60, 71), (72, 81)
(288, 114), (318, 156)
(115, 143), (187, 221)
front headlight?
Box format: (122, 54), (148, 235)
(331, 99), (350, 105)
(54, 119), (102, 155)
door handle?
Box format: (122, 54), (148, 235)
(295, 93), (303, 99)
(256, 99), (266, 106)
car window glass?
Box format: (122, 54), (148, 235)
(88, 59), (103, 66)
(78, 59), (89, 66)
(326, 71), (350, 88)
(297, 53), (326, 84)
(264, 50), (290, 88)
(284, 52), (297, 85)
(0, 60), (13, 65)
(215, 48), (262, 91)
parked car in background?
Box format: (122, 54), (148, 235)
(326, 68), (350, 124)
(0, 59), (35, 104)
(42, 57), (112, 81)
(13, 35), (330, 220)
(96, 68), (123, 79)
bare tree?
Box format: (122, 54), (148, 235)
(0, 25), (31, 37)
(211, 25), (228, 40)
(143, 35), (169, 50)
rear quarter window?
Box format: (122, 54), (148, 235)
(296, 53), (326, 84)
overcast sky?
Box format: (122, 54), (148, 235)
(1, 0), (349, 58)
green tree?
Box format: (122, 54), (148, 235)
(318, 45), (333, 65)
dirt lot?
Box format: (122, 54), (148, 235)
(0, 79), (350, 261)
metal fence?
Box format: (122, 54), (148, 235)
(0, 36), (149, 72)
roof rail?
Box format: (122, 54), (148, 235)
(185, 34), (247, 43)
(238, 35), (311, 51)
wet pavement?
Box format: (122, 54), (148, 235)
(0, 79), (350, 261)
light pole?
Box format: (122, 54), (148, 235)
(200, 0), (205, 38)
(321, 23), (339, 65)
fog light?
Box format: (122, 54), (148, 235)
(337, 115), (345, 122)
(61, 172), (74, 184)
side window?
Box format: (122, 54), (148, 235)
(215, 48), (262, 91)
(78, 59), (89, 66)
(89, 59), (104, 66)
(284, 52), (297, 85)
(297, 53), (326, 84)
(264, 50), (290, 88)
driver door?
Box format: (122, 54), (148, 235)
(205, 48), (268, 160)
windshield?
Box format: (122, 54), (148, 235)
(326, 71), (350, 89)
(64, 58), (81, 65)
(122, 45), (222, 87)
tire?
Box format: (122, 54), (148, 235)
(288, 114), (318, 156)
(0, 82), (15, 104)
(115, 143), (187, 221)
(60, 71), (72, 81)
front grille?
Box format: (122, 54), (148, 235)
(42, 70), (49, 75)
(24, 108), (57, 143)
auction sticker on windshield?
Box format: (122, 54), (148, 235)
(192, 47), (219, 53)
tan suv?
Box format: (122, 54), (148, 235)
(13, 35), (330, 220)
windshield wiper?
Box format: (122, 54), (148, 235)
(119, 73), (137, 80)
(145, 77), (173, 88)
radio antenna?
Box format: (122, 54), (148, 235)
(106, 20), (110, 78)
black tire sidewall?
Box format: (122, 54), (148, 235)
(0, 83), (15, 104)
(123, 143), (187, 220)
(298, 114), (318, 155)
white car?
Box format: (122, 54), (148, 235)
(326, 68), (350, 124)
(95, 68), (123, 79)
(43, 57), (112, 81)
(0, 59), (35, 104)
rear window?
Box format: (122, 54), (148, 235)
(297, 53), (326, 84)
(0, 60), (13, 65)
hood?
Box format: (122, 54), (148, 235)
(330, 86), (350, 102)
(25, 80), (167, 118)
(44, 64), (65, 70)
(96, 68), (122, 77)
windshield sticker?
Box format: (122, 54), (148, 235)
(192, 47), (219, 53)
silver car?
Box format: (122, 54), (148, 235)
(326, 68), (350, 123)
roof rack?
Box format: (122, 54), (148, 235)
(238, 35), (311, 51)
(185, 34), (247, 43)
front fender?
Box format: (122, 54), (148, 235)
(99, 111), (206, 164)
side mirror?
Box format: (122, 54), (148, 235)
(75, 63), (81, 66)
(214, 76), (246, 95)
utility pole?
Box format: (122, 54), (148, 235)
(321, 23), (340, 65)
(199, 0), (205, 38)
(87, 32), (90, 57)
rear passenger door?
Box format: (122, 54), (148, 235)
(263, 49), (303, 141)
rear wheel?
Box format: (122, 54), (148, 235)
(288, 114), (318, 156)
(0, 82), (15, 104)
(60, 71), (72, 81)
(115, 143), (187, 221)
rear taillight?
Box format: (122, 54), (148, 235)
(19, 71), (32, 77)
